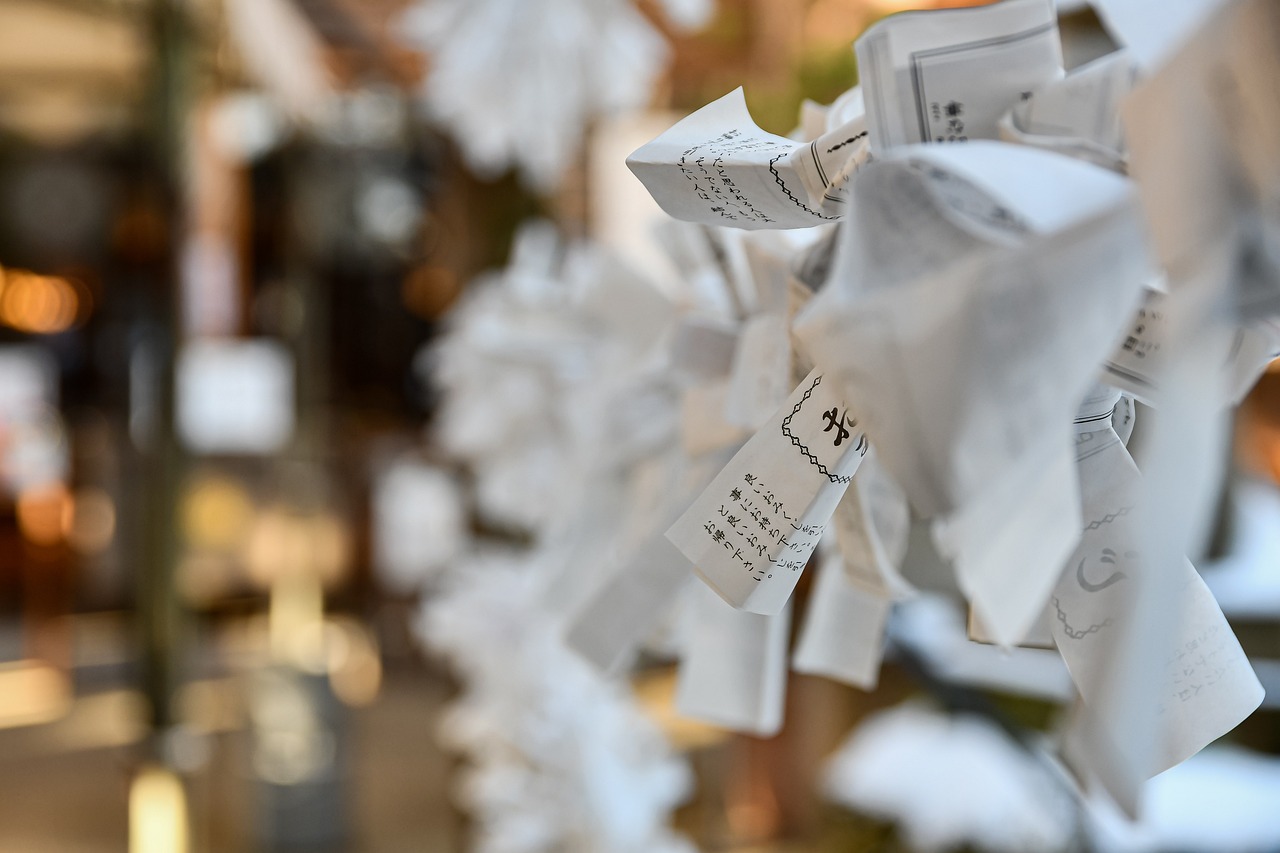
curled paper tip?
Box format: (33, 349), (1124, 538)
(627, 88), (870, 230)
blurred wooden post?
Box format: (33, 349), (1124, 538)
(137, 0), (191, 740)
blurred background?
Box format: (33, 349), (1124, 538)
(0, 1), (1278, 851)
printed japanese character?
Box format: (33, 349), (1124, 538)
(822, 406), (852, 446)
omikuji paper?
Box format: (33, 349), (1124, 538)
(998, 49), (1135, 172)
(565, 532), (694, 673)
(1051, 389), (1263, 780)
(1088, 0), (1229, 72)
(668, 316), (738, 382)
(724, 313), (791, 431)
(830, 447), (913, 601)
(856, 0), (1062, 153)
(667, 368), (865, 614)
(796, 142), (1150, 646)
(720, 233), (797, 430)
(680, 380), (749, 456)
(675, 584), (790, 735)
(565, 450), (730, 674)
(1104, 289), (1280, 406)
(792, 547), (891, 689)
(1123, 0), (1280, 320)
(626, 88), (869, 230)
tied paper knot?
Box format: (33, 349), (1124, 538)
(1073, 387), (1123, 435)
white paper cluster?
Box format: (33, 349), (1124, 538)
(398, 0), (713, 191)
(610, 0), (1280, 820)
(417, 223), (701, 853)
(421, 555), (694, 853)
(427, 220), (681, 534)
(418, 0), (1280, 845)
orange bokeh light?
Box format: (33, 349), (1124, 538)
(15, 481), (72, 547)
(0, 265), (84, 335)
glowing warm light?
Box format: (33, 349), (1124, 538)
(129, 765), (189, 853)
(67, 487), (117, 555)
(326, 619), (382, 707)
(0, 660), (72, 729)
(180, 473), (254, 551)
(269, 574), (326, 671)
(243, 507), (351, 588)
(0, 266), (81, 334)
(16, 481), (71, 546)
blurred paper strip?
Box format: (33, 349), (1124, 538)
(856, 0), (1062, 153)
(1055, 388), (1262, 805)
(680, 381), (749, 456)
(1104, 289), (1280, 406)
(796, 142), (1149, 646)
(1088, 0), (1228, 72)
(1122, 0), (1280, 318)
(831, 447), (913, 601)
(565, 533), (693, 674)
(400, 0), (693, 191)
(224, 0), (334, 123)
(724, 313), (791, 431)
(998, 49), (1136, 172)
(675, 585), (789, 736)
(792, 551), (890, 690)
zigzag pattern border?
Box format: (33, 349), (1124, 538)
(1083, 505), (1133, 531)
(780, 375), (852, 484)
(768, 153), (840, 222)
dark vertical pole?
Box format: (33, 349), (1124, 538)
(137, 0), (190, 740)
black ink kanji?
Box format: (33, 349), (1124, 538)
(822, 407), (852, 446)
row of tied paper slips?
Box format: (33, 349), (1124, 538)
(571, 0), (1280, 817)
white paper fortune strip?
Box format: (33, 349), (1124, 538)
(831, 446), (913, 601)
(1088, 0), (1229, 73)
(675, 584), (791, 736)
(626, 88), (870, 230)
(1104, 288), (1280, 406)
(1122, 0), (1280, 319)
(856, 0), (1062, 154)
(1053, 386), (1263, 797)
(565, 532), (694, 673)
(998, 48), (1136, 172)
(796, 142), (1150, 647)
(792, 546), (891, 690)
(667, 368), (866, 614)
(724, 312), (792, 431)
